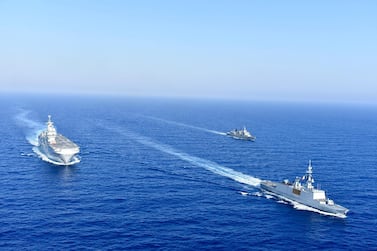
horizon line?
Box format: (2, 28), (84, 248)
(1, 90), (377, 107)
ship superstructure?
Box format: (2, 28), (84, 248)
(260, 161), (348, 217)
(37, 115), (80, 165)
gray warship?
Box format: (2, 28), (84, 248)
(260, 161), (348, 217)
(226, 126), (256, 141)
(37, 115), (80, 165)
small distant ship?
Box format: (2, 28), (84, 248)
(37, 115), (80, 165)
(260, 161), (348, 217)
(226, 127), (256, 141)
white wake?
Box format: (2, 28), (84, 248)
(103, 124), (260, 187)
(140, 115), (227, 136)
(14, 110), (44, 146)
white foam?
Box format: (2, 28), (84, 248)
(264, 194), (274, 199)
(252, 191), (264, 197)
(239, 191), (249, 196)
(21, 153), (35, 157)
(103, 124), (261, 187)
(277, 200), (289, 204)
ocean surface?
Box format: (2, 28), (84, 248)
(1, 94), (377, 250)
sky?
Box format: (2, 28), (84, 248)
(0, 0), (376, 103)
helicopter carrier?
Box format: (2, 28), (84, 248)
(37, 115), (80, 165)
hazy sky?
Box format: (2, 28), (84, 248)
(1, 0), (376, 102)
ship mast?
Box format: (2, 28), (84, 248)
(305, 160), (314, 190)
(46, 115), (57, 143)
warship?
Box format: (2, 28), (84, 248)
(260, 161), (348, 217)
(37, 115), (80, 165)
(226, 127), (256, 141)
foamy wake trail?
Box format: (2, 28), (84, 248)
(140, 115), (226, 136)
(14, 110), (45, 146)
(102, 124), (260, 187)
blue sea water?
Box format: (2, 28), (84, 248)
(1, 94), (377, 250)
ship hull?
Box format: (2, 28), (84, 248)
(260, 181), (348, 216)
(38, 134), (80, 165)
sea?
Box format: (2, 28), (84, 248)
(1, 94), (376, 250)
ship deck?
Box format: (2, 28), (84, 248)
(50, 134), (79, 150)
